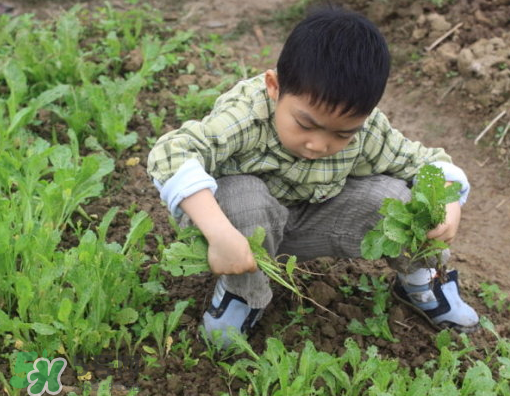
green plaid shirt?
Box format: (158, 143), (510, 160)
(148, 73), (451, 205)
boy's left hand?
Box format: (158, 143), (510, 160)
(427, 200), (461, 243)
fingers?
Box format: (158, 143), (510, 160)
(427, 223), (455, 243)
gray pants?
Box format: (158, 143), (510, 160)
(187, 174), (448, 308)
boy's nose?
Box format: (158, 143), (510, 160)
(305, 139), (329, 153)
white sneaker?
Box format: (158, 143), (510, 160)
(392, 270), (479, 332)
(203, 278), (264, 347)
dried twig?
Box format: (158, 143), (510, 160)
(425, 22), (463, 52)
(394, 320), (413, 330)
(474, 110), (507, 145)
(497, 120), (510, 146)
(437, 78), (462, 104)
(253, 24), (267, 47)
(495, 198), (507, 210)
(476, 157), (490, 167)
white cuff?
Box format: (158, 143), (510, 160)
(154, 158), (218, 218)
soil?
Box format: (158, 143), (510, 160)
(2, 0), (510, 395)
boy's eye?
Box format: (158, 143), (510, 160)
(295, 119), (313, 130)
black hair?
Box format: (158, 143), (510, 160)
(276, 5), (390, 116)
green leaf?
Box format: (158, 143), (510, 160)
(142, 345), (157, 355)
(161, 241), (209, 276)
(383, 217), (411, 244)
(361, 230), (386, 260)
(57, 298), (73, 324)
(32, 323), (57, 335)
(166, 301), (189, 335)
(384, 199), (413, 225)
(382, 239), (402, 258)
(15, 274), (34, 321)
(122, 210), (153, 253)
(114, 308), (139, 325)
(248, 226), (266, 248)
(443, 182), (461, 204)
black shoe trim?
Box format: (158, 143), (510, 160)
(392, 270), (461, 331)
(241, 308), (262, 333)
(206, 290), (262, 333)
(207, 290), (248, 319)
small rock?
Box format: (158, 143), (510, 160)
(389, 306), (406, 323)
(427, 13), (452, 32)
(457, 48), (475, 76)
(464, 79), (488, 95)
(205, 20), (227, 28)
(167, 374), (183, 394)
(412, 28), (428, 41)
(335, 302), (364, 321)
(366, 1), (395, 24)
(474, 9), (492, 26)
(320, 323), (337, 338)
(421, 56), (448, 76)
(437, 42), (460, 64)
(123, 48), (143, 72)
(308, 281), (337, 307)
(174, 74), (196, 88)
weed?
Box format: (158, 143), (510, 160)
(362, 165), (461, 282)
(479, 282), (509, 312)
(148, 108), (167, 136)
(173, 330), (199, 370)
(134, 300), (189, 359)
(347, 275), (398, 342)
(173, 84), (222, 122)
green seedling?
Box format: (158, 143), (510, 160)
(161, 219), (301, 293)
(173, 84), (222, 122)
(347, 275), (398, 342)
(479, 282), (509, 312)
(173, 330), (199, 370)
(198, 326), (233, 363)
(148, 108), (167, 136)
(361, 164), (461, 282)
(134, 300), (189, 359)
(161, 219), (336, 314)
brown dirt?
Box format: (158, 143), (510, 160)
(2, 0), (510, 395)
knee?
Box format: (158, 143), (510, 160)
(361, 175), (411, 213)
(215, 175), (288, 229)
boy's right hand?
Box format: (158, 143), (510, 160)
(207, 226), (257, 275)
(179, 188), (257, 275)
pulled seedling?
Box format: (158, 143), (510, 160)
(160, 218), (337, 316)
(361, 164), (461, 283)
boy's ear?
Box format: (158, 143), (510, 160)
(265, 70), (279, 101)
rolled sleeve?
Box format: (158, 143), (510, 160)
(155, 159), (218, 218)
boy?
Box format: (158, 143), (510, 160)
(147, 6), (478, 345)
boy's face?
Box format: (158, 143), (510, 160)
(265, 70), (368, 160)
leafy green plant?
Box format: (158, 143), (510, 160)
(224, 332), (346, 396)
(134, 300), (189, 358)
(160, 220), (308, 301)
(347, 275), (398, 342)
(361, 165), (461, 280)
(173, 84), (222, 122)
(479, 282), (509, 312)
(173, 330), (199, 370)
(148, 108), (167, 136)
(0, 208), (159, 359)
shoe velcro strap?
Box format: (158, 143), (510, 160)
(207, 290), (248, 319)
(421, 270), (459, 319)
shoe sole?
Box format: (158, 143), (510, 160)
(390, 276), (479, 334)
